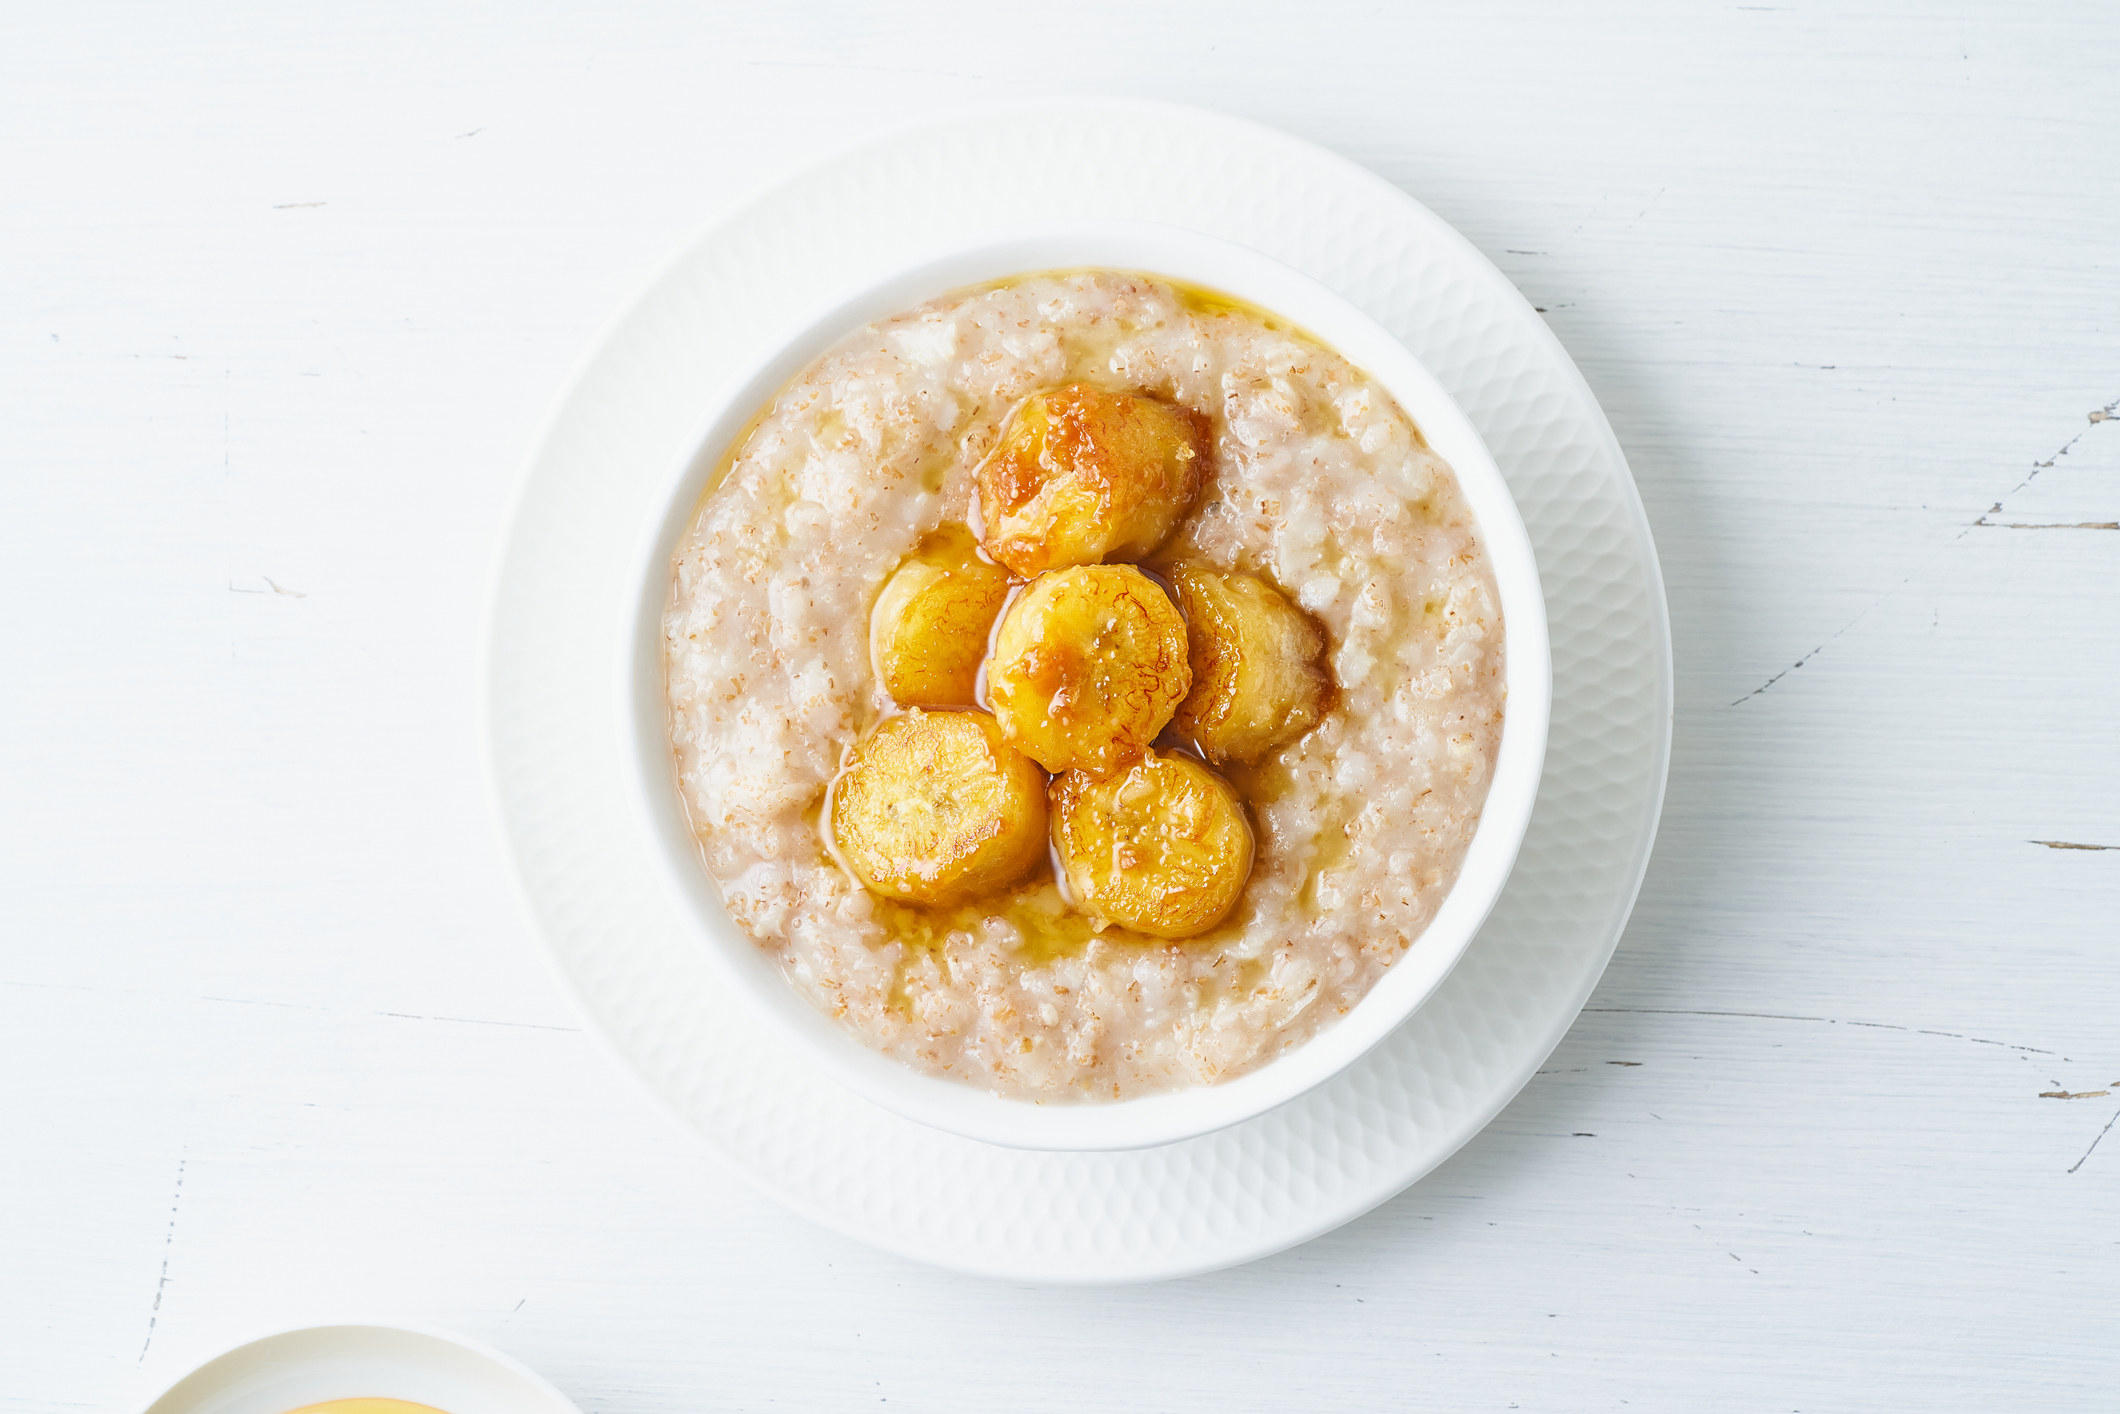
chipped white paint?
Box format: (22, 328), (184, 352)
(2, 4), (2114, 1412)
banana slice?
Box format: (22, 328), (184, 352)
(1050, 750), (1255, 939)
(976, 383), (1209, 577)
(870, 528), (1011, 708)
(829, 709), (1047, 906)
(1171, 567), (1331, 763)
(986, 564), (1190, 777)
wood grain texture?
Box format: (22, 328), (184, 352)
(2, 2), (2113, 1410)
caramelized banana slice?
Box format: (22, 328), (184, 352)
(986, 564), (1190, 777)
(870, 529), (1011, 707)
(976, 383), (1209, 577)
(1050, 751), (1254, 939)
(830, 709), (1047, 906)
(1171, 567), (1331, 763)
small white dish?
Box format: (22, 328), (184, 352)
(621, 221), (1552, 1152)
(135, 1322), (580, 1414)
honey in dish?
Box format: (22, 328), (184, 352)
(283, 1402), (450, 1414)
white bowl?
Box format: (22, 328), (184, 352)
(622, 220), (1550, 1152)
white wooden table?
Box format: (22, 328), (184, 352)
(5, 5), (2114, 1409)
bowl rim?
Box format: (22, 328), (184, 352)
(620, 218), (1551, 1152)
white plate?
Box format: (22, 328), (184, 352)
(135, 1322), (581, 1414)
(484, 97), (1672, 1283)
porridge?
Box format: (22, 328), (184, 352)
(663, 270), (1504, 1101)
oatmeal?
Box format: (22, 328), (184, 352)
(664, 270), (1504, 1100)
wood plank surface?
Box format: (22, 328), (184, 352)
(3, 3), (2114, 1410)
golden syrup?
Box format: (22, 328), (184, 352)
(866, 867), (1259, 981)
(868, 873), (1104, 968)
(1169, 277), (1297, 335)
